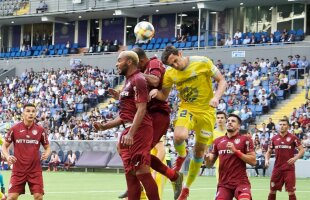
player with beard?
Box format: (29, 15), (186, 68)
(265, 119), (304, 200)
(205, 114), (256, 200)
(94, 51), (159, 200)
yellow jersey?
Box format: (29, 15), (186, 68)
(163, 56), (218, 113)
(213, 128), (226, 140)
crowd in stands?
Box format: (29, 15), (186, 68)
(0, 0), (28, 16)
(88, 39), (120, 54)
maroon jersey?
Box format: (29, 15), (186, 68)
(144, 57), (171, 114)
(212, 134), (254, 189)
(5, 122), (49, 173)
(119, 70), (152, 126)
(270, 132), (301, 171)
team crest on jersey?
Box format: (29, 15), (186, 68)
(32, 130), (38, 135)
(234, 138), (240, 144)
(286, 137), (291, 142)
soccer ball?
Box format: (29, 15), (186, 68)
(134, 21), (155, 42)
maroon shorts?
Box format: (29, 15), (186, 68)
(216, 185), (251, 200)
(9, 171), (44, 195)
(119, 125), (153, 174)
(150, 111), (170, 148)
(270, 169), (296, 192)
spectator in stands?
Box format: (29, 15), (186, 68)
(272, 57), (280, 67)
(288, 75), (297, 93)
(234, 29), (242, 39)
(266, 118), (276, 131)
(254, 146), (266, 177)
(249, 35), (257, 45)
(280, 33), (286, 42)
(279, 79), (290, 98)
(300, 56), (309, 72)
(47, 151), (60, 172)
(224, 37), (233, 47)
(260, 35), (267, 44)
(232, 36), (241, 45)
(217, 99), (226, 111)
(66, 41), (71, 49)
(260, 96), (269, 114)
(36, 0), (48, 13)
(268, 34), (275, 43)
(306, 74), (310, 99)
(287, 34), (295, 42)
(63, 150), (76, 171)
(242, 35), (251, 45)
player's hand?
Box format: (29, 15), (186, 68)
(287, 157), (297, 165)
(226, 142), (237, 153)
(209, 96), (220, 108)
(108, 88), (120, 100)
(149, 89), (159, 101)
(121, 134), (134, 146)
(93, 121), (108, 131)
(265, 160), (270, 168)
(7, 155), (17, 165)
(41, 152), (49, 161)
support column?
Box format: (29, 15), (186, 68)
(87, 19), (90, 48)
(98, 19), (102, 43)
(74, 21), (78, 44)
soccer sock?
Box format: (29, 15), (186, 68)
(289, 194), (296, 200)
(174, 141), (187, 157)
(137, 173), (160, 200)
(268, 193), (276, 200)
(185, 156), (203, 188)
(0, 174), (3, 188)
(125, 173), (141, 200)
(150, 155), (178, 181)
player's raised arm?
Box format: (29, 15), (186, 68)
(149, 87), (171, 101)
(93, 116), (123, 131)
(143, 73), (160, 87)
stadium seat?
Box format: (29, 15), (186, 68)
(60, 44), (66, 49)
(179, 42), (185, 48)
(159, 43), (166, 49)
(276, 90), (285, 100)
(191, 35), (198, 42)
(162, 37), (169, 43)
(49, 50), (55, 55)
(55, 44), (60, 50)
(48, 45), (54, 50)
(146, 44), (153, 50)
(173, 42), (180, 48)
(76, 103), (84, 113)
(153, 43), (160, 50)
(63, 48), (69, 55)
(72, 43), (79, 49)
(170, 37), (176, 43)
(255, 105), (263, 116)
(149, 38), (156, 44)
(141, 44), (147, 50)
(127, 45), (133, 50)
(185, 41), (192, 48)
(57, 49), (63, 55)
(33, 50), (40, 56)
(26, 51), (32, 57)
(155, 38), (162, 44)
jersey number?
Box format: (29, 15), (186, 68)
(179, 110), (193, 120)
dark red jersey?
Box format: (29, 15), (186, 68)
(269, 132), (301, 171)
(144, 57), (171, 114)
(5, 122), (49, 172)
(119, 70), (152, 126)
(212, 133), (254, 189)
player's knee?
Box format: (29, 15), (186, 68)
(33, 193), (43, 200)
(7, 194), (19, 200)
(238, 193), (251, 200)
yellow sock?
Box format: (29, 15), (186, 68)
(185, 157), (203, 188)
(174, 141), (187, 157)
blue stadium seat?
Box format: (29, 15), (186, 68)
(162, 37), (169, 43)
(191, 35), (198, 42)
(127, 45), (133, 50)
(141, 44), (147, 50)
(48, 45), (54, 50)
(149, 38), (156, 44)
(63, 49), (69, 55)
(21, 51), (26, 57)
(179, 42), (185, 48)
(55, 44), (60, 50)
(276, 90), (285, 100)
(10, 52), (16, 57)
(153, 43), (160, 50)
(174, 42), (180, 48)
(185, 41), (192, 48)
(72, 43), (79, 48)
(155, 38), (162, 44)
(15, 51), (21, 57)
(49, 50), (55, 55)
(208, 40), (215, 46)
(76, 103), (84, 113)
(60, 44), (66, 49)
(255, 105), (263, 116)
(146, 44), (153, 50)
(33, 50), (40, 56)
(57, 49), (63, 55)
(170, 37), (176, 43)
(159, 43), (166, 49)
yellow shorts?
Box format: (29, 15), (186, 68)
(174, 107), (215, 146)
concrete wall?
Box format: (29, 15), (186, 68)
(1, 44), (309, 75)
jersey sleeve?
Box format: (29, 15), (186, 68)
(269, 137), (275, 149)
(211, 139), (219, 157)
(5, 127), (14, 144)
(205, 58), (219, 78)
(162, 68), (173, 89)
(245, 136), (254, 154)
(40, 128), (49, 146)
(293, 135), (302, 147)
(134, 75), (149, 103)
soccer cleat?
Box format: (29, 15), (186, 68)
(118, 190), (128, 199)
(177, 187), (189, 200)
(172, 150), (188, 172)
(172, 172), (183, 200)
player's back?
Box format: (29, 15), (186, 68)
(163, 56), (216, 112)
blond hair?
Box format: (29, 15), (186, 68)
(119, 51), (139, 65)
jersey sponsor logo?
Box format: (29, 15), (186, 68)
(275, 145), (292, 149)
(201, 130), (212, 138)
(32, 130), (38, 135)
(218, 149), (234, 155)
(120, 91), (129, 97)
(234, 138), (240, 144)
(286, 137), (291, 142)
(16, 139), (39, 144)
(180, 86), (198, 102)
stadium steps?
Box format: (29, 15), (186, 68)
(256, 81), (306, 126)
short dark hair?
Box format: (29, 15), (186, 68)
(216, 111), (227, 119)
(279, 119), (289, 125)
(23, 103), (36, 109)
(132, 47), (146, 59)
(161, 46), (179, 65)
(228, 113), (242, 124)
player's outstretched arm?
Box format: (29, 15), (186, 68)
(41, 144), (51, 161)
(204, 153), (217, 168)
(149, 88), (170, 101)
(143, 74), (160, 87)
(2, 141), (16, 165)
(210, 69), (227, 108)
(287, 144), (305, 165)
(108, 88), (120, 100)
(93, 116), (123, 131)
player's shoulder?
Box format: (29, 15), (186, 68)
(11, 122), (23, 129)
(190, 56), (211, 64)
(214, 135), (226, 143)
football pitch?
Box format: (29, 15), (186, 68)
(1, 171), (310, 200)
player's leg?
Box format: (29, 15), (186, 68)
(136, 165), (159, 200)
(215, 186), (234, 200)
(125, 172), (142, 200)
(235, 185), (252, 200)
(28, 172), (44, 200)
(8, 172), (27, 200)
(33, 193), (43, 200)
(268, 169), (283, 200)
(173, 109), (193, 171)
(284, 170), (297, 200)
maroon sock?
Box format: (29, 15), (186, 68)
(268, 193), (276, 200)
(150, 155), (178, 181)
(136, 173), (160, 200)
(289, 194), (296, 200)
(125, 173), (141, 200)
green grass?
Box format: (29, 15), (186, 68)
(1, 171), (309, 199)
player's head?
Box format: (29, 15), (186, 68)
(278, 119), (289, 134)
(116, 51), (139, 76)
(227, 113), (241, 133)
(132, 47), (148, 71)
(216, 111), (227, 127)
(22, 103), (36, 123)
(161, 46), (186, 71)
